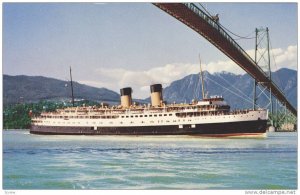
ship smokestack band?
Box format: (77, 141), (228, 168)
(150, 84), (163, 107)
(120, 87), (132, 108)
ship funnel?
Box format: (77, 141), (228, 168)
(120, 87), (132, 108)
(150, 84), (163, 107)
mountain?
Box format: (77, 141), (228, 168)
(3, 75), (120, 105)
(3, 68), (297, 110)
(161, 68), (297, 110)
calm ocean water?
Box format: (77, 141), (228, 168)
(3, 130), (297, 190)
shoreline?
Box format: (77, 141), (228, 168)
(3, 129), (297, 133)
(3, 129), (29, 131)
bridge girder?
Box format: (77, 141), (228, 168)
(154, 3), (297, 116)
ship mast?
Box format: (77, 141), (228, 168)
(199, 54), (205, 100)
(69, 66), (75, 107)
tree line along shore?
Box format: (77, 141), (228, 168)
(3, 100), (297, 131)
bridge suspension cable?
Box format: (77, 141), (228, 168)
(205, 76), (259, 107)
(197, 3), (255, 40)
(269, 37), (285, 91)
(215, 73), (254, 103)
(153, 3), (297, 116)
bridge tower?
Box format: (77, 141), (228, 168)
(253, 27), (273, 118)
(154, 3), (296, 116)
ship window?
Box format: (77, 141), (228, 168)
(159, 114), (162, 116)
(164, 114), (167, 116)
(135, 115), (138, 118)
(169, 114), (172, 116)
(154, 114), (157, 117)
(140, 115), (143, 117)
(144, 115), (148, 117)
(126, 116), (129, 118)
(149, 115), (152, 117)
(121, 116), (124, 118)
(130, 121), (134, 124)
(131, 116), (133, 118)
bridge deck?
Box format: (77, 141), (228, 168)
(154, 3), (296, 116)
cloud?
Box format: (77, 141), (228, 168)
(88, 64), (200, 98)
(245, 45), (297, 71)
(274, 45), (297, 69)
(79, 45), (297, 99)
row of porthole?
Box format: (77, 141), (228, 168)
(42, 114), (256, 125)
(42, 112), (251, 120)
(121, 113), (173, 118)
(45, 113), (251, 123)
(46, 119), (186, 125)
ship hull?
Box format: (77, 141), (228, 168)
(30, 120), (267, 137)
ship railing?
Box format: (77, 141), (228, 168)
(230, 109), (251, 115)
(174, 109), (256, 117)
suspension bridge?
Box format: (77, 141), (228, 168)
(154, 3), (297, 118)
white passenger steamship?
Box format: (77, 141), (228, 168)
(30, 84), (268, 137)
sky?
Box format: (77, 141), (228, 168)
(3, 3), (298, 98)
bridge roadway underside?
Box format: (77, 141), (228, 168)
(154, 3), (296, 116)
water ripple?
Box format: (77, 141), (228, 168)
(4, 147), (296, 156)
(3, 131), (297, 190)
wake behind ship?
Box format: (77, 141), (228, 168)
(30, 83), (268, 137)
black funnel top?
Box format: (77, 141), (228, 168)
(120, 87), (132, 96)
(150, 84), (162, 93)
